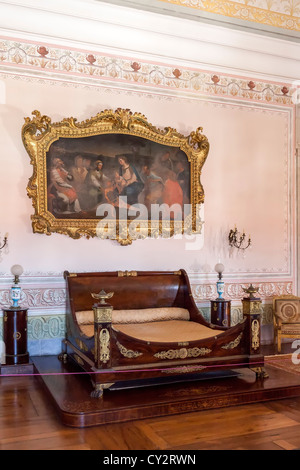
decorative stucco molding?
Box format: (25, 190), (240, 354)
(192, 280), (293, 302)
(0, 286), (66, 316)
(28, 315), (66, 340)
(0, 314), (66, 341)
(0, 37), (294, 106)
(0, 279), (292, 315)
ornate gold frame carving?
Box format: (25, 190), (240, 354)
(22, 108), (209, 245)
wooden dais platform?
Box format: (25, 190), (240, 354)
(0, 362), (34, 375)
(32, 355), (300, 428)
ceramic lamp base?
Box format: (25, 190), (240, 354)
(216, 280), (225, 300)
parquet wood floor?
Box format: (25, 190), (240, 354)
(1, 344), (300, 450)
(2, 373), (300, 450)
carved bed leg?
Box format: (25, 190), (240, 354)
(250, 366), (269, 380)
(58, 352), (68, 364)
(91, 384), (104, 398)
(91, 382), (115, 398)
(58, 339), (68, 363)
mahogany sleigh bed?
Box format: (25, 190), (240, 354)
(61, 269), (268, 398)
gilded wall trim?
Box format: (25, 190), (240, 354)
(159, 0), (300, 32)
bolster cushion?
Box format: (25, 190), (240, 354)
(75, 307), (190, 325)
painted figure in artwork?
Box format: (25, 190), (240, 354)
(140, 164), (164, 211)
(70, 154), (89, 208)
(49, 158), (81, 213)
(46, 134), (191, 218)
(87, 159), (109, 208)
(162, 169), (183, 208)
(115, 155), (144, 205)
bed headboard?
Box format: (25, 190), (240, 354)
(64, 270), (192, 314)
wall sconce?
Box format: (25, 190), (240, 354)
(0, 233), (8, 260)
(228, 226), (251, 252)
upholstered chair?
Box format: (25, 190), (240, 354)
(273, 295), (300, 352)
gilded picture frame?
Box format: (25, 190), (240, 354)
(22, 108), (209, 245)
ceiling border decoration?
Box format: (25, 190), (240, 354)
(159, 0), (300, 32)
(0, 37), (294, 107)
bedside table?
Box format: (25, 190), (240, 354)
(2, 307), (29, 365)
(210, 299), (231, 327)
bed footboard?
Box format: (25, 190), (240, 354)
(62, 270), (268, 398)
(89, 290), (268, 396)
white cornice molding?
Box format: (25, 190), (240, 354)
(0, 0), (299, 82)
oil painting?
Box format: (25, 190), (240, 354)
(47, 133), (190, 219)
(22, 108), (209, 244)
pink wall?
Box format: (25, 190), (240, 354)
(0, 29), (296, 346)
(0, 75), (295, 289)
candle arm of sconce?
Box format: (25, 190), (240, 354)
(228, 227), (251, 251)
(0, 235), (8, 250)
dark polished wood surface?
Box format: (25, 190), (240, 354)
(0, 363), (34, 375)
(33, 351), (300, 428)
(1, 344), (300, 449)
(211, 299), (231, 327)
(2, 308), (29, 365)
(64, 270), (267, 397)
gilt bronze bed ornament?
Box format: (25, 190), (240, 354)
(91, 290), (114, 305)
(22, 108), (209, 245)
(91, 290), (114, 323)
(242, 284), (260, 300)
